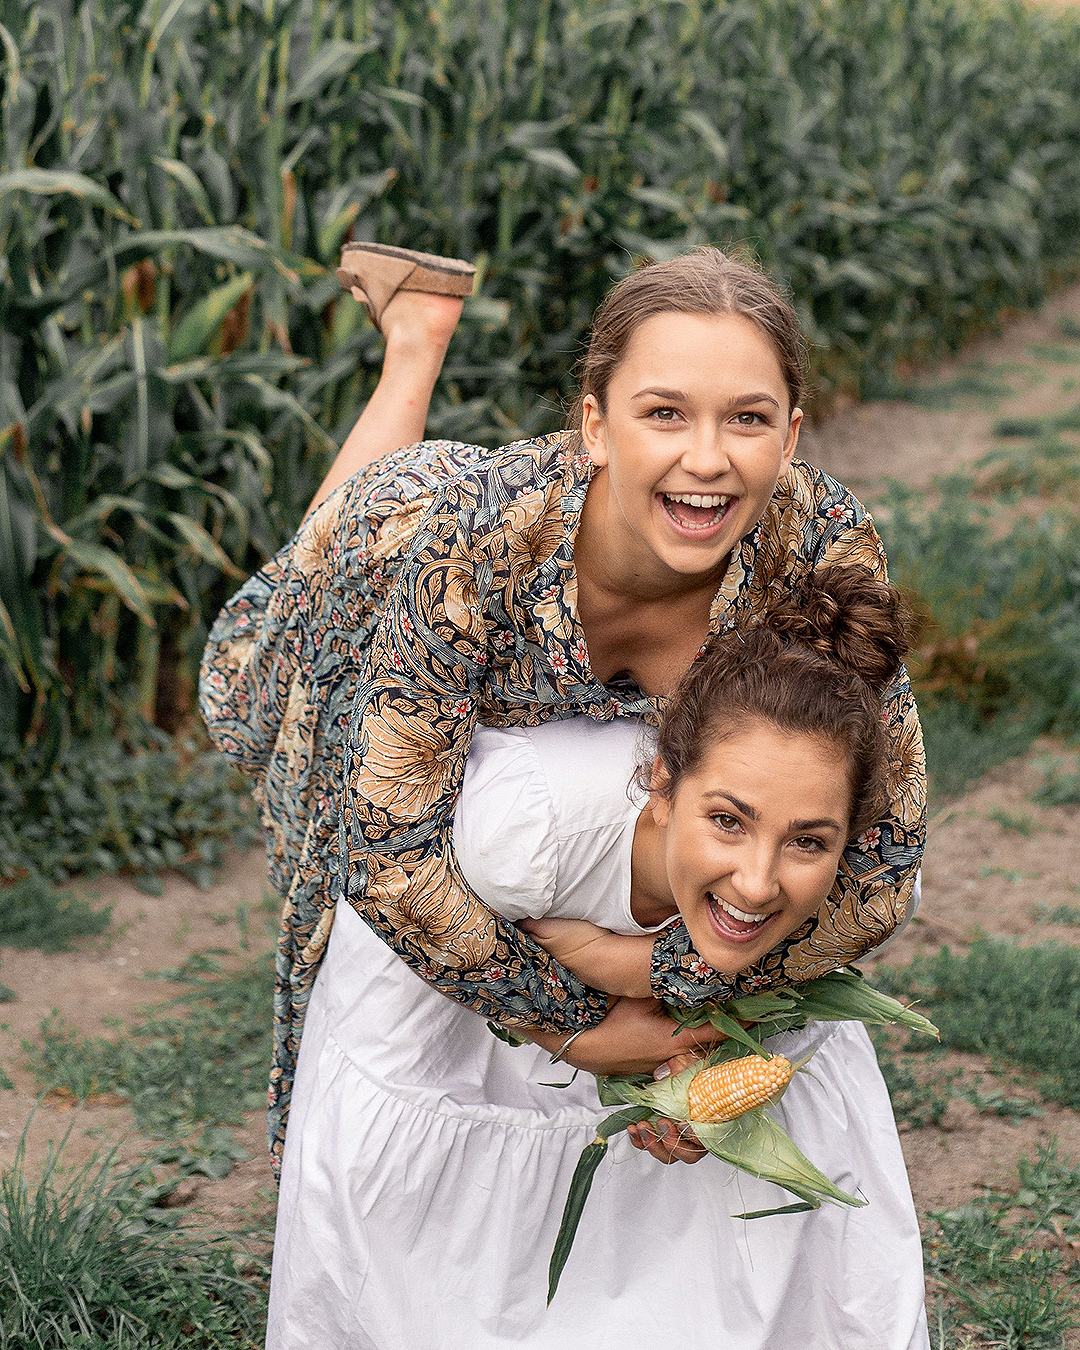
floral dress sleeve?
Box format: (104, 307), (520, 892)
(339, 471), (610, 1032)
(648, 465), (926, 1005)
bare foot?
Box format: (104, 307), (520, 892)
(351, 286), (465, 358)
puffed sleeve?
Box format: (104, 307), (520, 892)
(340, 476), (609, 1033)
(451, 727), (559, 921)
(649, 476), (926, 1004)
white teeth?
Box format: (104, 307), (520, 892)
(709, 893), (767, 926)
(664, 492), (729, 508)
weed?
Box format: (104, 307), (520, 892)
(0, 876), (111, 952)
(988, 808), (1037, 836)
(1032, 763), (1080, 807)
(871, 1036), (960, 1129)
(150, 1125), (253, 1183)
(880, 940), (1080, 1108)
(959, 1086), (1043, 1120)
(0, 1131), (267, 1347)
(924, 1142), (1080, 1347)
(978, 866), (1041, 883)
(0, 728), (259, 889)
(23, 954), (272, 1137)
(1060, 317), (1080, 342)
(977, 435), (1080, 498)
(1032, 903), (1080, 927)
(1027, 343), (1080, 364)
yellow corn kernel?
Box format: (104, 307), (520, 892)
(686, 1055), (795, 1123)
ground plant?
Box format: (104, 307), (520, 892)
(0, 1134), (267, 1348)
(23, 952), (272, 1137)
(879, 940), (1080, 1110)
(3, 0), (1080, 752)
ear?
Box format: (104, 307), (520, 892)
(580, 393), (608, 468)
(780, 406), (803, 473)
(648, 756), (671, 829)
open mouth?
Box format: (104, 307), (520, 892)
(706, 891), (775, 943)
(659, 491), (733, 535)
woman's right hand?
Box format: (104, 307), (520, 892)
(559, 997), (722, 1077)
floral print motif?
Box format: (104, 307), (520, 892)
(200, 431), (926, 1169)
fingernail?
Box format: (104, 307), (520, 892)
(652, 1064), (672, 1080)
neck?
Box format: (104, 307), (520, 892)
(575, 468), (728, 606)
(629, 806), (678, 928)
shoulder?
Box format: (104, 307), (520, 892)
(754, 459), (886, 582)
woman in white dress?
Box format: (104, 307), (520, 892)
(266, 565), (929, 1350)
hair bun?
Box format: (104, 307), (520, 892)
(760, 564), (911, 692)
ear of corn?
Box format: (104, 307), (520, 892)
(686, 1054), (795, 1123)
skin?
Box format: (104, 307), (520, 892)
(571, 311), (803, 698)
(525, 721), (855, 1164)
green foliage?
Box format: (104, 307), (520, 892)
(987, 808), (1037, 837)
(870, 1037), (959, 1129)
(1032, 903), (1080, 927)
(0, 876), (111, 951)
(879, 940), (1080, 1109)
(4, 0), (1080, 746)
(874, 451), (1080, 797)
(23, 952), (272, 1137)
(0, 1133), (267, 1348)
(925, 1143), (1080, 1349)
(0, 726), (258, 888)
(1032, 760), (1080, 807)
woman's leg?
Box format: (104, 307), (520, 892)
(307, 289), (465, 514)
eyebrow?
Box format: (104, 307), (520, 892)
(703, 790), (758, 819)
(703, 791), (843, 833)
(632, 388), (781, 411)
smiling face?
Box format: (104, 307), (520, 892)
(580, 311), (802, 590)
(650, 720), (852, 976)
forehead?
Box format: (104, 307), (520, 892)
(683, 722), (852, 823)
(611, 311), (788, 399)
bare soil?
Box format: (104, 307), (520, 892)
(3, 281), (1080, 1334)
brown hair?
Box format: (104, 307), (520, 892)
(652, 565), (912, 838)
(565, 246), (809, 446)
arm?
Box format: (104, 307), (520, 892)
(520, 918), (654, 999)
(648, 479), (925, 1005)
(339, 480), (609, 1034)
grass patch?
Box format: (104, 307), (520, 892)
(875, 372), (1015, 408)
(870, 1037), (960, 1129)
(977, 435), (1080, 498)
(918, 702), (1042, 801)
(0, 876), (112, 952)
(1033, 761), (1080, 807)
(987, 808), (1038, 836)
(926, 1142), (1080, 1350)
(0, 1132), (267, 1348)
(0, 729), (259, 891)
(23, 953), (272, 1137)
(880, 940), (1080, 1108)
(1032, 903), (1080, 927)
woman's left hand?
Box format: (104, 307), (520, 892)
(627, 1051), (708, 1165)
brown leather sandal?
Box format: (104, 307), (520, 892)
(335, 242), (476, 332)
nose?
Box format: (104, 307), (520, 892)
(731, 843), (781, 910)
(678, 426), (731, 481)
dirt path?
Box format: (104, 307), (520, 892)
(3, 282), (1080, 1334)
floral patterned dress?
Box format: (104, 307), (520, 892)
(199, 431), (925, 1169)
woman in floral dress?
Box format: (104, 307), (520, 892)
(199, 246), (925, 1171)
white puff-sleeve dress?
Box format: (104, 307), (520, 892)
(266, 717), (929, 1350)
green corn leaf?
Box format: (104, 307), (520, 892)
(55, 538), (155, 625)
(152, 157), (216, 225)
(0, 169), (139, 225)
(165, 513), (242, 575)
(734, 1201), (818, 1221)
(547, 1105), (653, 1304)
(167, 272), (253, 364)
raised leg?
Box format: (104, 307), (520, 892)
(306, 288), (465, 514)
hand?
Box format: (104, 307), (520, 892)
(557, 998), (724, 1077)
(627, 1052), (708, 1165)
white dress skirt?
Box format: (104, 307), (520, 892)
(266, 719), (929, 1350)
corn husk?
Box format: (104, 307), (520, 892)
(547, 971), (937, 1302)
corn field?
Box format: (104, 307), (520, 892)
(2, 0), (1080, 749)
